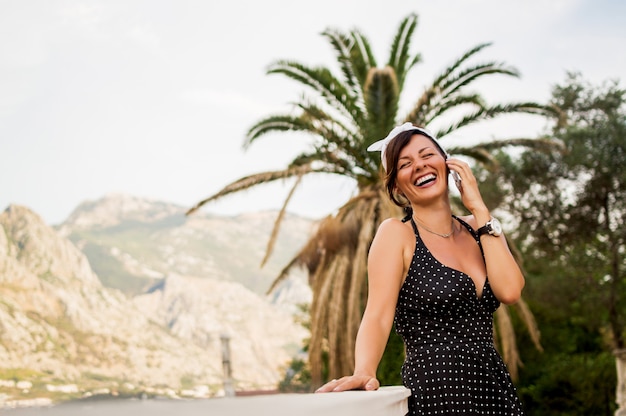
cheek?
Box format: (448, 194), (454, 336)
(396, 168), (412, 182)
(395, 171), (412, 192)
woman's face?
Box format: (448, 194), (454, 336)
(394, 133), (448, 203)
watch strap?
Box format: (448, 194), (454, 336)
(476, 223), (491, 237)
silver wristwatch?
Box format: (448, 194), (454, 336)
(477, 217), (502, 237)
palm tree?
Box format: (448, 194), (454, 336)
(187, 13), (549, 387)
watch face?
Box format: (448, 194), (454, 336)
(477, 217), (503, 237)
(491, 219), (502, 236)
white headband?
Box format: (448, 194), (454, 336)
(367, 122), (447, 171)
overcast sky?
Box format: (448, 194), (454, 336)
(1, 0), (625, 225)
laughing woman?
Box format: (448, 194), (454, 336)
(316, 123), (525, 415)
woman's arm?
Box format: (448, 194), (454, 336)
(316, 218), (408, 392)
(447, 158), (525, 304)
(475, 225), (525, 304)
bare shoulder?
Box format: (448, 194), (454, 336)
(374, 217), (415, 251)
(377, 217), (413, 238)
(370, 217), (415, 288)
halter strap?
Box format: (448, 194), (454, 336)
(405, 214), (485, 257)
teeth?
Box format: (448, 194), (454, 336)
(416, 174), (436, 186)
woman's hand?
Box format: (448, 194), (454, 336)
(315, 374), (380, 393)
(446, 158), (489, 218)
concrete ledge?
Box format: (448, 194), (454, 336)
(4, 386), (411, 416)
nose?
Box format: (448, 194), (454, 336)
(414, 159), (427, 171)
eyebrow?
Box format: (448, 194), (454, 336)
(418, 146), (437, 153)
(399, 146), (437, 159)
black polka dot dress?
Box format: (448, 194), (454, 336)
(394, 217), (524, 415)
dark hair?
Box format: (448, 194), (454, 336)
(384, 130), (447, 208)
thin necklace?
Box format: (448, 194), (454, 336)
(413, 216), (455, 238)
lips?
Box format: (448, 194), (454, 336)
(415, 173), (436, 186)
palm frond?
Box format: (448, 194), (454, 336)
(246, 115), (315, 147)
(186, 164), (318, 215)
(267, 61), (359, 123)
(294, 101), (362, 153)
(325, 252), (354, 379)
(289, 151), (355, 177)
(260, 174), (304, 267)
(439, 62), (519, 97)
(308, 197), (385, 383)
(512, 298), (544, 353)
(405, 86), (438, 125)
(308, 249), (333, 385)
(268, 187), (383, 293)
(435, 103), (556, 137)
(363, 67), (399, 144)
(350, 30), (377, 85)
(475, 137), (566, 154)
(405, 43), (519, 124)
(387, 13), (420, 89)
(321, 29), (366, 120)
(320, 27), (381, 123)
(344, 198), (378, 363)
(246, 114), (366, 176)
(495, 306), (521, 381)
(421, 93), (485, 125)
(447, 137), (564, 175)
(431, 42), (495, 88)
(266, 254), (303, 295)
(445, 146), (497, 168)
(266, 224), (325, 294)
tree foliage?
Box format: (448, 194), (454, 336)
(502, 73), (626, 349)
(495, 73), (625, 413)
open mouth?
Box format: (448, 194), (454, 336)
(415, 173), (436, 186)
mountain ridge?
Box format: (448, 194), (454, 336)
(56, 193), (314, 297)
(0, 197), (312, 405)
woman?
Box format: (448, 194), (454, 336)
(316, 123), (526, 415)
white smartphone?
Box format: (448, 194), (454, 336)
(451, 170), (462, 189)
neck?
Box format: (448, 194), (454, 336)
(413, 216), (455, 240)
(410, 201), (455, 233)
(410, 201), (452, 224)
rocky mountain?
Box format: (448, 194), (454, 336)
(57, 193), (313, 301)
(0, 198), (314, 406)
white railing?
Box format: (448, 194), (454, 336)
(4, 386), (411, 416)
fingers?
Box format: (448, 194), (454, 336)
(315, 376), (379, 393)
(446, 158), (488, 213)
(446, 158), (473, 181)
(315, 378), (339, 393)
(364, 377), (380, 391)
(447, 158), (481, 192)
